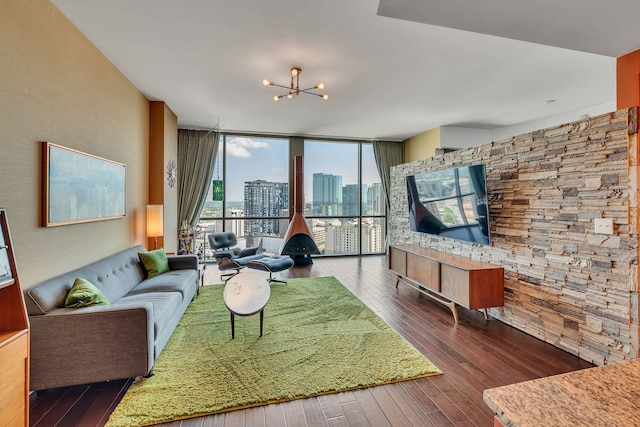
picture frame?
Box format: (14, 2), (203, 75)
(0, 209), (15, 289)
(42, 142), (126, 227)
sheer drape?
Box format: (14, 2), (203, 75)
(373, 140), (404, 249)
(177, 129), (219, 228)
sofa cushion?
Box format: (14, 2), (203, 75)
(65, 278), (110, 307)
(115, 292), (182, 339)
(127, 270), (198, 302)
(139, 249), (170, 278)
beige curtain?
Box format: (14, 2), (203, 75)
(373, 140), (404, 249)
(177, 129), (219, 228)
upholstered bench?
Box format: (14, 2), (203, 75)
(247, 256), (295, 283)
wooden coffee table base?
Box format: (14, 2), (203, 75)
(223, 280), (270, 339)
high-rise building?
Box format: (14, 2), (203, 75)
(323, 218), (383, 254)
(342, 184), (368, 217)
(244, 180), (288, 246)
(361, 220), (382, 253)
(225, 208), (245, 237)
(312, 173), (342, 215)
(278, 208), (289, 240)
(324, 219), (358, 254)
(367, 183), (383, 215)
(311, 219), (326, 254)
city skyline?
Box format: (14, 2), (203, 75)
(199, 135), (386, 255)
(236, 179), (383, 254)
(208, 136), (382, 202)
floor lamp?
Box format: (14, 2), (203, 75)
(147, 204), (164, 250)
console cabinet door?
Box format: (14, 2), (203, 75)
(440, 264), (470, 306)
(407, 253), (439, 291)
(389, 246), (406, 276)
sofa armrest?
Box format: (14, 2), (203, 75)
(29, 302), (154, 391)
(168, 254), (198, 270)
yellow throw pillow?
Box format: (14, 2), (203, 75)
(65, 277), (110, 308)
(138, 248), (170, 278)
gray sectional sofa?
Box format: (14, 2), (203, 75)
(23, 245), (199, 391)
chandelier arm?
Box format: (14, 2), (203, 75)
(268, 82), (293, 90)
(298, 89), (324, 97)
(299, 86), (322, 92)
(275, 91), (296, 98)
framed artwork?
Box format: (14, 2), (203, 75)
(0, 209), (14, 288)
(42, 142), (126, 227)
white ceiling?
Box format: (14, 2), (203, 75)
(51, 0), (639, 141)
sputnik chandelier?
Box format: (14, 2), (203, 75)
(263, 67), (328, 101)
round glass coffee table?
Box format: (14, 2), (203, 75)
(223, 279), (271, 339)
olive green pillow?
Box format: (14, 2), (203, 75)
(139, 248), (170, 278)
(65, 277), (110, 308)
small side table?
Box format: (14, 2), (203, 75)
(223, 280), (271, 339)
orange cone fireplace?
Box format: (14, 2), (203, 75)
(281, 155), (320, 265)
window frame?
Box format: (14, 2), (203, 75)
(199, 133), (387, 258)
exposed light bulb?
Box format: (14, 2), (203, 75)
(287, 93), (293, 99)
(273, 95), (279, 101)
(322, 94), (329, 100)
(291, 67), (299, 76)
(263, 79), (271, 86)
(316, 83), (325, 90)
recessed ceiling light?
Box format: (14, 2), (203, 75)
(544, 99), (557, 104)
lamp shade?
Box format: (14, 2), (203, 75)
(147, 205), (164, 237)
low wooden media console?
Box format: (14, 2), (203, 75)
(389, 244), (504, 323)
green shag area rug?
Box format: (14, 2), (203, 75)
(106, 276), (441, 427)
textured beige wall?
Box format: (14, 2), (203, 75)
(0, 0), (149, 288)
(403, 127), (440, 162)
(391, 109), (639, 365)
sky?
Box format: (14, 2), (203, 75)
(208, 137), (380, 202)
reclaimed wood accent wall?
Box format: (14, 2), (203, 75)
(390, 108), (639, 365)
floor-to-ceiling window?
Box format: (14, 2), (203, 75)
(199, 135), (385, 260)
(199, 135), (289, 259)
(304, 140), (385, 255)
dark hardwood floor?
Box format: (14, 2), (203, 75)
(29, 255), (593, 427)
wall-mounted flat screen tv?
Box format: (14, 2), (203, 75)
(406, 164), (490, 245)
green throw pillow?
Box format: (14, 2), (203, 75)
(65, 277), (110, 308)
(139, 248), (170, 278)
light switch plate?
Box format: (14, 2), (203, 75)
(594, 218), (614, 234)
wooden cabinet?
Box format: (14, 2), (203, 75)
(407, 253), (439, 292)
(389, 244), (504, 323)
(0, 209), (29, 426)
